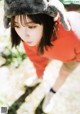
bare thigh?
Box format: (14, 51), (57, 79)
(62, 60), (80, 72)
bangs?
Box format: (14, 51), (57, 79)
(11, 15), (28, 27)
(11, 13), (56, 54)
(11, 14), (44, 27)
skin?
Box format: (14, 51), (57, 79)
(14, 15), (43, 46)
(13, 14), (80, 113)
(53, 61), (80, 91)
(14, 15), (80, 93)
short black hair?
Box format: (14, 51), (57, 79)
(11, 14), (57, 54)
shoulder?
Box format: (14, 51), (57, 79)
(66, 11), (80, 39)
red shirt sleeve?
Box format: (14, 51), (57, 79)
(74, 41), (80, 61)
(23, 42), (49, 78)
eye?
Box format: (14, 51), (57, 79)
(13, 22), (20, 28)
(14, 25), (20, 28)
(28, 25), (37, 29)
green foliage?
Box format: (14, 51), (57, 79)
(0, 46), (26, 68)
(60, 0), (80, 4)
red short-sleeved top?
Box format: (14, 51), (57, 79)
(23, 18), (80, 77)
(43, 22), (80, 62)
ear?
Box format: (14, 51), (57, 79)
(54, 13), (59, 21)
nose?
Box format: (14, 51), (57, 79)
(24, 27), (30, 37)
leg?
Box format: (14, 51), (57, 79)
(42, 60), (80, 113)
(52, 60), (80, 91)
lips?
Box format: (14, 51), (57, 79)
(27, 41), (31, 42)
(26, 41), (33, 44)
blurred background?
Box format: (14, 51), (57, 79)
(0, 0), (80, 114)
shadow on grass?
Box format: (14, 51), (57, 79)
(8, 83), (46, 114)
(35, 98), (46, 114)
(8, 84), (38, 114)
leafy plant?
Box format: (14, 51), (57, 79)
(60, 0), (80, 4)
(0, 46), (26, 68)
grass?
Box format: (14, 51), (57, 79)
(0, 46), (26, 68)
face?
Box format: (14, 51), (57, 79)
(14, 15), (43, 46)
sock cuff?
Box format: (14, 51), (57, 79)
(50, 88), (56, 93)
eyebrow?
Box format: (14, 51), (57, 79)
(14, 21), (35, 25)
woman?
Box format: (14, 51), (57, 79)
(4, 0), (80, 113)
